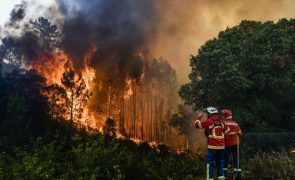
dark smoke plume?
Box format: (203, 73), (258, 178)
(10, 3), (27, 22)
(5, 1), (28, 30)
(58, 0), (159, 77)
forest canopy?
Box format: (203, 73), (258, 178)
(179, 19), (295, 132)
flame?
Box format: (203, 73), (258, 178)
(124, 77), (133, 99)
(31, 52), (71, 85)
(30, 44), (99, 129)
(123, 72), (145, 100)
(79, 44), (97, 124)
(136, 51), (145, 59)
(131, 138), (143, 144)
(291, 149), (295, 153)
(26, 46), (177, 147)
(82, 43), (97, 91)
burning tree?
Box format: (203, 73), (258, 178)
(61, 69), (88, 125)
(103, 117), (116, 137)
(44, 84), (67, 122)
(0, 0), (183, 146)
(30, 17), (60, 51)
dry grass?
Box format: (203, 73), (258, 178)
(243, 151), (295, 179)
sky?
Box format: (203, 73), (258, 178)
(0, 0), (55, 27)
(0, 0), (22, 26)
(1, 0), (295, 82)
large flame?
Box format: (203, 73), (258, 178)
(30, 45), (100, 130)
(80, 44), (105, 130)
(26, 46), (180, 147)
(82, 44), (97, 91)
(31, 52), (71, 85)
(124, 77), (133, 99)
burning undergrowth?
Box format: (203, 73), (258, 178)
(0, 0), (180, 145)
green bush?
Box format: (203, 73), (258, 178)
(0, 132), (205, 179)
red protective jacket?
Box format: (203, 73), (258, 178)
(222, 118), (242, 146)
(194, 115), (230, 150)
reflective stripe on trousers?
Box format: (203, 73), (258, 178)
(234, 168), (242, 172)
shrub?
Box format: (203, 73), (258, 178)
(243, 151), (295, 179)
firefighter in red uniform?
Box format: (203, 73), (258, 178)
(194, 107), (230, 180)
(220, 109), (242, 180)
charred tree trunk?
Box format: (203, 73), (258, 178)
(154, 95), (158, 142)
(119, 89), (125, 135)
(132, 84), (137, 138)
(70, 89), (74, 124)
(150, 92), (153, 141)
(108, 85), (112, 117)
(141, 87), (144, 140)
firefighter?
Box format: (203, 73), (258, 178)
(194, 107), (230, 180)
(220, 109), (242, 180)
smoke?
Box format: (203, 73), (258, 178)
(9, 3), (27, 23)
(147, 0), (295, 82)
(58, 0), (295, 82)
(1, 0), (294, 149)
(2, 0), (295, 82)
(19, 31), (42, 61)
(171, 105), (208, 154)
(58, 0), (159, 79)
(1, 1), (27, 37)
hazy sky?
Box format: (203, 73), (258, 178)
(0, 0), (55, 26)
(149, 0), (295, 82)
(1, 0), (295, 82)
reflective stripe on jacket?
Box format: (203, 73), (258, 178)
(223, 118), (242, 146)
(194, 115), (230, 149)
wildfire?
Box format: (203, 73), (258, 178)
(80, 44), (98, 126)
(124, 77), (133, 99)
(23, 42), (177, 146)
(82, 43), (97, 91)
(30, 44), (100, 130)
(123, 72), (145, 100)
(31, 52), (71, 85)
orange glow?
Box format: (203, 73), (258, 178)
(31, 45), (99, 128)
(80, 44), (97, 124)
(82, 43), (97, 91)
(124, 77), (133, 99)
(31, 52), (72, 85)
(27, 46), (175, 147)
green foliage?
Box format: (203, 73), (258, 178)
(179, 19), (295, 132)
(0, 132), (204, 179)
(0, 70), (52, 148)
(1, 93), (31, 145)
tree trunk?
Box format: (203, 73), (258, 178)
(132, 84), (137, 138)
(70, 89), (74, 124)
(108, 85), (112, 117)
(141, 87), (144, 140)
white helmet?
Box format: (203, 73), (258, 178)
(203, 107), (218, 115)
